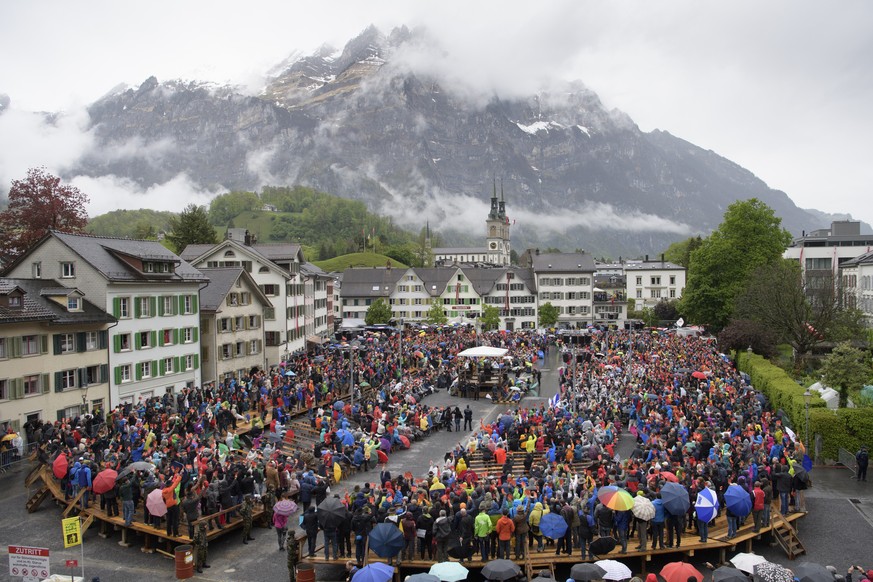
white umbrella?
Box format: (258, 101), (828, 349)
(730, 553), (769, 574)
(595, 559), (633, 581)
(457, 346), (508, 357)
(428, 562), (469, 582)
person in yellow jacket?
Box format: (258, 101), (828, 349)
(528, 501), (548, 552)
(456, 456), (467, 474)
(419, 415), (429, 433)
(525, 434), (537, 453)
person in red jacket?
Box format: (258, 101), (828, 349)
(495, 509), (516, 560)
(163, 472), (183, 537)
(752, 481), (766, 532)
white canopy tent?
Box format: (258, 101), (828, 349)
(457, 346), (508, 358)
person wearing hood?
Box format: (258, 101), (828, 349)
(474, 506), (494, 561)
(432, 509), (453, 562)
(528, 501), (547, 552)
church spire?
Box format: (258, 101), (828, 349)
(498, 179), (506, 219)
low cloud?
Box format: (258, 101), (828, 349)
(71, 173), (223, 217)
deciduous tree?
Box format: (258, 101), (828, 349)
(480, 305), (501, 331)
(0, 167), (89, 261)
(165, 204), (217, 254)
(425, 301), (447, 325)
(365, 298), (392, 325)
(820, 342), (871, 407)
(538, 302), (559, 328)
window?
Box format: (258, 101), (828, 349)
(247, 315), (260, 328)
(236, 341), (244, 356)
(163, 357), (174, 374)
(650, 276), (661, 285)
(184, 355), (194, 371)
(261, 284), (279, 296)
(669, 289), (676, 298)
(86, 331), (99, 351)
(264, 307), (275, 320)
(139, 331), (152, 349)
(249, 339), (260, 354)
(32, 262), (41, 278)
(144, 262), (154, 273)
(67, 297), (81, 311)
(183, 328), (193, 343)
(219, 318), (231, 332)
(23, 335), (39, 356)
(636, 290), (642, 299)
(138, 297), (151, 317)
(235, 316), (245, 330)
(669, 275), (676, 285)
(0, 379), (6, 400)
(8, 296), (21, 307)
(228, 293), (239, 306)
(163, 296), (174, 315)
(162, 329), (174, 346)
(119, 297), (130, 318)
(83, 365), (103, 385)
(240, 292), (251, 305)
(183, 296), (193, 314)
(222, 344), (233, 359)
(141, 361), (152, 378)
(650, 289), (662, 299)
(60, 369), (77, 390)
(59, 333), (75, 354)
(61, 262), (76, 278)
(24, 375), (40, 395)
(636, 276), (642, 286)
(119, 333), (131, 351)
(0, 338), (5, 359)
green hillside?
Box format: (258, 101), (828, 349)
(314, 252), (407, 272)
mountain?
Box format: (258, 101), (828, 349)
(75, 26), (830, 256)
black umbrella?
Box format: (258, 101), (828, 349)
(660, 482), (690, 516)
(712, 566), (749, 582)
(481, 559), (522, 581)
(572, 563), (608, 581)
(792, 562), (834, 582)
(317, 496), (347, 528)
(588, 536), (617, 558)
(367, 523), (406, 558)
(446, 537), (471, 560)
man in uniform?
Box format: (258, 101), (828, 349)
(193, 522), (211, 573)
(286, 527), (300, 582)
(241, 495), (255, 544)
(262, 486), (276, 529)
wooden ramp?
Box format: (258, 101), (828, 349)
(771, 509), (806, 559)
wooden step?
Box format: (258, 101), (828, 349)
(24, 463), (44, 488)
(80, 513), (96, 535)
(62, 488), (86, 517)
(527, 559), (556, 580)
(26, 486), (50, 513)
(770, 508), (805, 559)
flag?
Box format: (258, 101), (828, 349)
(456, 282), (460, 302)
(549, 393), (560, 408)
(505, 272), (510, 311)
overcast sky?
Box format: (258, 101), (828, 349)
(1, 0), (871, 227)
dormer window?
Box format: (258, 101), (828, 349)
(9, 296), (21, 308)
(67, 297), (81, 311)
(144, 262), (155, 273)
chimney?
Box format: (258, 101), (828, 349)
(244, 229), (251, 246)
(661, 253), (665, 265)
(645, 254), (649, 262)
(535, 248), (540, 256)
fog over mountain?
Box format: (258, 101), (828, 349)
(0, 26), (851, 256)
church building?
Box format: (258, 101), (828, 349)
(431, 182), (511, 266)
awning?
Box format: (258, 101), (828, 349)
(306, 335), (328, 345)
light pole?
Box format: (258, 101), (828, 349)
(397, 318), (403, 382)
(349, 339), (360, 410)
(803, 388), (812, 452)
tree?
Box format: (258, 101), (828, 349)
(539, 302), (559, 328)
(820, 342), (871, 407)
(663, 236), (703, 268)
(365, 298), (392, 325)
(682, 198), (792, 330)
(165, 204), (218, 254)
(733, 259), (865, 367)
(717, 319), (778, 358)
(480, 305), (501, 331)
(653, 299), (680, 323)
(425, 301), (447, 325)
(207, 190), (261, 225)
(0, 167), (89, 261)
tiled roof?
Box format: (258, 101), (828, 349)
(197, 267), (244, 311)
(530, 252), (596, 272)
(0, 278), (115, 325)
(340, 268), (404, 298)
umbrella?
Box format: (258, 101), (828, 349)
(730, 553), (768, 574)
(481, 559), (522, 581)
(334, 400), (345, 410)
(713, 567), (749, 582)
(284, 370), (296, 377)
(660, 562), (704, 582)
(457, 346), (508, 357)
(532, 576), (555, 582)
(377, 450), (389, 464)
(659, 471), (679, 483)
(52, 454), (68, 479)
(588, 536), (617, 558)
(368, 522), (406, 558)
(792, 562), (835, 582)
(594, 559), (632, 581)
(429, 562), (469, 582)
(692, 371), (707, 380)
(539, 512), (569, 539)
(753, 562), (794, 582)
(406, 575), (440, 582)
(399, 435), (411, 448)
(274, 499), (297, 517)
(92, 469), (118, 495)
(117, 461), (156, 479)
(695, 487), (719, 523)
(632, 495), (655, 521)
(360, 381), (371, 388)
(317, 496), (347, 528)
(571, 563), (608, 581)
(352, 562), (395, 582)
(724, 484), (752, 517)
(446, 537), (472, 560)
(146, 488), (167, 517)
(660, 482), (690, 516)
(598, 486), (635, 511)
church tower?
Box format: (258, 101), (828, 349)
(486, 180), (511, 265)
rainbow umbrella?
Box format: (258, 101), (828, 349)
(597, 485), (635, 511)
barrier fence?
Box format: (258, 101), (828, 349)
(838, 447), (857, 475)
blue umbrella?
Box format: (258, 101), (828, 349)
(334, 400), (345, 410)
(695, 487), (719, 523)
(724, 484), (752, 517)
(284, 370), (296, 377)
(352, 562), (395, 582)
(660, 482), (690, 516)
(538, 512), (569, 539)
(367, 522), (406, 557)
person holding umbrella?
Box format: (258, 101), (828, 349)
(274, 492), (295, 550)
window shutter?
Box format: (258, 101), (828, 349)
(54, 371), (63, 392)
(115, 366), (123, 385)
(173, 329), (179, 344)
(174, 356), (180, 373)
(76, 332), (87, 352)
(78, 368), (87, 387)
(153, 360), (159, 376)
(171, 297), (178, 315)
(191, 294), (198, 311)
(135, 364), (142, 381)
(178, 295), (185, 313)
(193, 354), (199, 369)
(149, 296), (157, 317)
(134, 298), (141, 318)
(53, 334), (62, 355)
(159, 359), (166, 375)
(114, 334), (122, 353)
(192, 327), (199, 342)
(40, 335), (49, 354)
(113, 298), (121, 318)
(157, 296), (165, 316)
(100, 364), (108, 383)
(11, 337), (22, 358)
(150, 331), (157, 347)
(158, 332), (165, 347)
(41, 373), (50, 394)
(11, 379), (23, 399)
(134, 333), (142, 350)
(99, 330), (108, 349)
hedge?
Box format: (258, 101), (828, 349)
(738, 351), (873, 462)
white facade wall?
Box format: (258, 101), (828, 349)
(625, 266), (686, 310)
(537, 273), (594, 328)
(440, 270), (481, 321)
(391, 270), (433, 321)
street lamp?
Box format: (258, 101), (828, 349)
(348, 339), (361, 410)
(803, 389), (812, 451)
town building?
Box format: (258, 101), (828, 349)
(525, 250), (596, 329)
(623, 256), (686, 310)
(0, 278), (115, 433)
(197, 267), (271, 384)
(838, 249), (873, 328)
(3, 232), (205, 407)
(432, 182), (511, 267)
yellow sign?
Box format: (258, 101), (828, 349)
(62, 516), (81, 548)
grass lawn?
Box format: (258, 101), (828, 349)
(314, 252), (407, 272)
